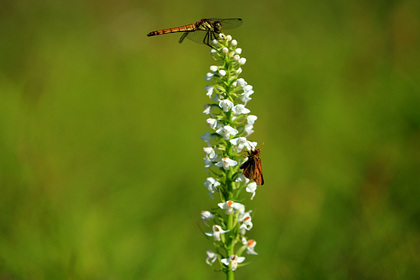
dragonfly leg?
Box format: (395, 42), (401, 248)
(202, 31), (210, 47)
(210, 31), (218, 43)
(179, 32), (189, 44)
(208, 31), (220, 47)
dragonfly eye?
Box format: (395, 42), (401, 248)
(214, 21), (222, 32)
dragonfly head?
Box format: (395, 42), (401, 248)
(214, 21), (222, 33)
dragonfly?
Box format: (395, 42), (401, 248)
(147, 18), (242, 47)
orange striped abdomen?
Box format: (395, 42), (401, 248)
(147, 24), (196, 37)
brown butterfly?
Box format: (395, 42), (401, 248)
(240, 149), (264, 185)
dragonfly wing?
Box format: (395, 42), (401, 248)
(180, 30), (209, 44)
(209, 18), (243, 30)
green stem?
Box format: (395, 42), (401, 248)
(226, 269), (234, 280)
(226, 213), (235, 280)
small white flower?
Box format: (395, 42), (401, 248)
(244, 84), (253, 93)
(236, 68), (242, 74)
(201, 211), (214, 226)
(226, 35), (232, 41)
(222, 47), (229, 54)
(203, 147), (217, 160)
(232, 104), (250, 115)
(239, 92), (252, 104)
(235, 174), (250, 184)
(218, 200), (244, 215)
(233, 54), (240, 61)
(203, 104), (211, 115)
(237, 204), (247, 214)
(221, 255), (245, 271)
(219, 99), (234, 112)
(212, 39), (219, 45)
(239, 211), (253, 231)
(203, 157), (212, 168)
(231, 39), (237, 46)
(210, 48), (217, 55)
(206, 250), (217, 265)
(246, 182), (258, 200)
(216, 125), (238, 140)
(247, 115), (257, 125)
(235, 48), (242, 54)
(205, 225), (230, 241)
(239, 57), (246, 65)
(236, 78), (246, 87)
(244, 124), (254, 136)
(203, 146), (218, 168)
(210, 65), (218, 72)
(206, 118), (218, 130)
(200, 132), (213, 145)
(242, 238), (258, 255)
(204, 85), (213, 98)
(230, 137), (257, 153)
(241, 85), (254, 103)
(219, 69), (226, 76)
(215, 157), (238, 170)
(204, 72), (214, 81)
(212, 95), (220, 103)
(203, 147), (217, 167)
(204, 177), (220, 197)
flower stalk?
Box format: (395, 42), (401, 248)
(200, 34), (260, 280)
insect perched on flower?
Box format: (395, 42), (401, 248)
(147, 18), (242, 47)
(240, 149), (264, 185)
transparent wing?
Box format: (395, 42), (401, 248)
(179, 31), (206, 44)
(209, 18), (243, 30)
(179, 30), (218, 45)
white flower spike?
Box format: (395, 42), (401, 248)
(200, 33), (261, 275)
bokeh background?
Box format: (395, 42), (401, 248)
(1, 0), (420, 279)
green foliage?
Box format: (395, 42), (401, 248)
(1, 0), (419, 279)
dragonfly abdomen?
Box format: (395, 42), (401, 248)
(147, 24), (197, 37)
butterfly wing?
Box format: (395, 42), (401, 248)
(254, 157), (264, 185)
(240, 150), (264, 185)
(240, 157), (250, 170)
(241, 157), (256, 180)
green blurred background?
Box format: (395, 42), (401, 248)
(1, 0), (420, 279)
